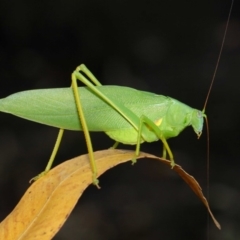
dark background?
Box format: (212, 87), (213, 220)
(0, 0), (239, 239)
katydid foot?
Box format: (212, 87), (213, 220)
(92, 173), (100, 189)
(131, 156), (137, 165)
(29, 169), (101, 189)
(170, 159), (175, 169)
(29, 170), (49, 183)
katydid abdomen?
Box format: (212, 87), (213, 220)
(0, 85), (204, 145)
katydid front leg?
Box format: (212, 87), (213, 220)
(135, 115), (175, 168)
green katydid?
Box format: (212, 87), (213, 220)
(0, 1), (233, 187)
(0, 64), (205, 187)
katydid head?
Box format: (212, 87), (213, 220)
(191, 110), (206, 139)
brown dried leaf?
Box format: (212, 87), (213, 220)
(0, 149), (220, 240)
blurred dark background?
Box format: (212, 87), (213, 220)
(0, 0), (239, 239)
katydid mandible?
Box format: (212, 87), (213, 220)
(0, 64), (206, 187)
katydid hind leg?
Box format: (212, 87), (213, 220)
(71, 71), (100, 188)
(44, 128), (65, 172)
(75, 65), (123, 151)
(33, 65), (103, 186)
(30, 128), (65, 182)
(30, 65), (103, 183)
(75, 64), (102, 86)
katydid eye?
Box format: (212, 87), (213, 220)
(197, 111), (202, 118)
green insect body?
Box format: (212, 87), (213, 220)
(0, 86), (204, 144)
(0, 64), (206, 186)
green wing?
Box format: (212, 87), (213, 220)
(0, 86), (172, 131)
